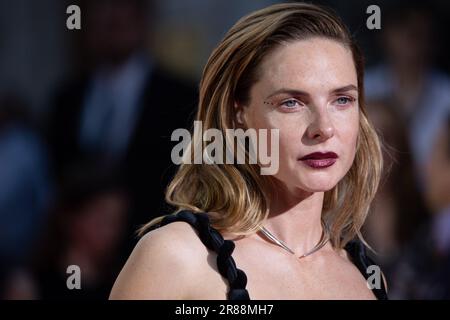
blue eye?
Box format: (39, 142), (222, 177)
(336, 96), (354, 105)
(281, 99), (300, 108)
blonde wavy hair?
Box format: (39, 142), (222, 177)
(140, 2), (383, 249)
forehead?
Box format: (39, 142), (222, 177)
(257, 38), (357, 92)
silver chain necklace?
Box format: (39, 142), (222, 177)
(259, 219), (330, 259)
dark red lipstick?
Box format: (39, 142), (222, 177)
(299, 152), (338, 169)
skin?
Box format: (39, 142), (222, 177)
(110, 38), (377, 300)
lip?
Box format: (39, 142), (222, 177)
(299, 152), (338, 169)
(299, 152), (338, 160)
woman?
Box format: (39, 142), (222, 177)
(110, 3), (388, 300)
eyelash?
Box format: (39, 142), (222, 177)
(279, 96), (356, 111)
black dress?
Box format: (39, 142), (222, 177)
(148, 210), (388, 300)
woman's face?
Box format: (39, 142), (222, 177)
(240, 37), (360, 194)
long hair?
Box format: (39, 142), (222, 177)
(139, 3), (383, 249)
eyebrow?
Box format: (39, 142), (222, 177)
(265, 84), (358, 100)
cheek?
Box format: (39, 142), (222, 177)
(337, 110), (360, 164)
(278, 123), (306, 155)
(255, 112), (308, 154)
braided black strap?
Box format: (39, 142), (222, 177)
(149, 210), (250, 300)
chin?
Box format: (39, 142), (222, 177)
(273, 177), (337, 194)
(299, 183), (337, 193)
(274, 165), (345, 192)
(291, 173), (341, 193)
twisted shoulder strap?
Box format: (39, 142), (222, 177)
(149, 210), (250, 300)
(344, 239), (389, 300)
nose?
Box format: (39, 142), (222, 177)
(305, 109), (335, 142)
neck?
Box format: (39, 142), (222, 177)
(261, 182), (327, 255)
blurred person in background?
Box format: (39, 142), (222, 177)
(363, 99), (429, 282)
(0, 92), (52, 279)
(365, 2), (450, 192)
(6, 164), (130, 300)
(387, 115), (450, 299)
(424, 117), (450, 245)
(364, 1), (450, 299)
(45, 0), (198, 249)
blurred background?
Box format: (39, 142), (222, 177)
(0, 0), (449, 299)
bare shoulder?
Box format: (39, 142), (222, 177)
(140, 221), (208, 254)
(338, 249), (386, 299)
(109, 221), (210, 299)
(335, 246), (368, 276)
(342, 249), (389, 292)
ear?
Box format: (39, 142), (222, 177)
(234, 101), (246, 128)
